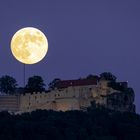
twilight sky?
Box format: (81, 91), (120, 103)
(0, 0), (140, 112)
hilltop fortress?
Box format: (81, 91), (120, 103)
(0, 74), (135, 113)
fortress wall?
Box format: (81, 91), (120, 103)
(0, 95), (20, 111)
(53, 87), (79, 99)
(55, 98), (80, 111)
(19, 92), (55, 112)
(18, 85), (96, 112)
(19, 89), (77, 112)
(53, 85), (95, 111)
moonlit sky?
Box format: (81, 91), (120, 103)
(0, 0), (139, 112)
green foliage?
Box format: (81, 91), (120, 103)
(0, 108), (140, 140)
(25, 76), (45, 92)
(0, 75), (17, 94)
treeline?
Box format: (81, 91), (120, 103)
(0, 106), (140, 140)
(0, 75), (46, 94)
(0, 72), (125, 94)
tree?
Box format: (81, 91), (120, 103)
(25, 76), (45, 92)
(48, 78), (61, 90)
(86, 74), (99, 80)
(100, 72), (116, 81)
(0, 75), (17, 94)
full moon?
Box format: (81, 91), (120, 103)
(11, 27), (48, 64)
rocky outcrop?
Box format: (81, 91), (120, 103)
(106, 81), (135, 113)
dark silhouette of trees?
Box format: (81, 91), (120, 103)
(48, 78), (61, 90)
(100, 72), (117, 81)
(0, 108), (140, 140)
(25, 76), (45, 92)
(86, 74), (99, 80)
(108, 82), (127, 91)
(0, 75), (17, 94)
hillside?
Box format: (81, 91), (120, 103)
(0, 106), (140, 140)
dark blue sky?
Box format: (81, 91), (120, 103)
(0, 0), (140, 112)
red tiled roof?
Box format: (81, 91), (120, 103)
(55, 79), (97, 89)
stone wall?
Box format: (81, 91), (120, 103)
(0, 95), (20, 111)
(18, 85), (96, 113)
